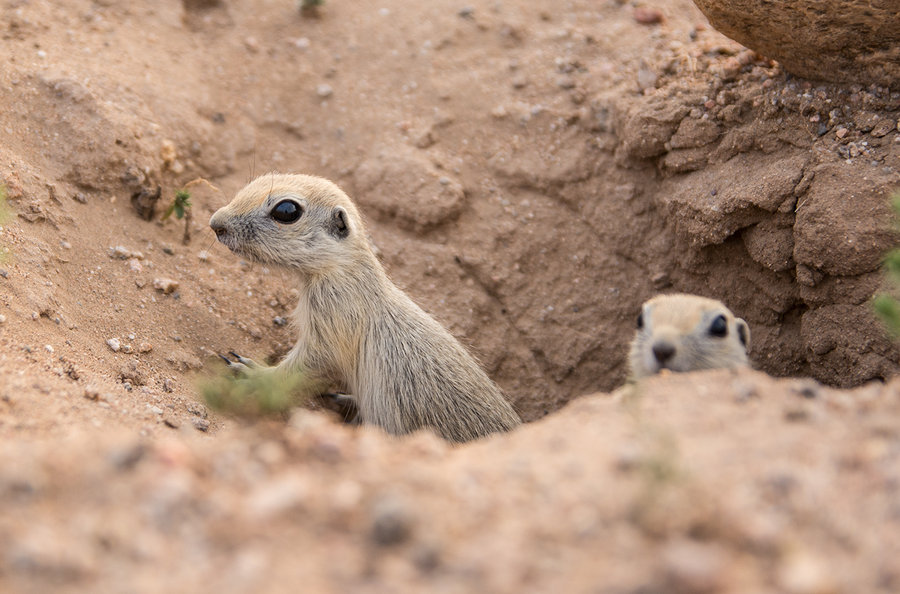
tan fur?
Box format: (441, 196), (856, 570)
(210, 173), (521, 442)
(629, 293), (750, 379)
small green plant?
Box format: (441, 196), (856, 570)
(161, 178), (220, 245)
(0, 184), (10, 263)
(299, 0), (324, 17)
(162, 188), (193, 245)
(163, 189), (192, 221)
(875, 191), (900, 336)
(201, 366), (311, 417)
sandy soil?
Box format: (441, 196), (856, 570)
(1, 0), (899, 592)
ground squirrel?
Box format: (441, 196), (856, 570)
(209, 173), (521, 442)
(629, 293), (750, 379)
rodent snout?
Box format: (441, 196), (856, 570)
(651, 340), (676, 364)
(209, 212), (228, 238)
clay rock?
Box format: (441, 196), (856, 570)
(662, 152), (806, 246)
(352, 146), (466, 232)
(800, 305), (899, 387)
(619, 98), (690, 160)
(692, 0), (900, 89)
(793, 162), (897, 277)
(742, 216), (795, 273)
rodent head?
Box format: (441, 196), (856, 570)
(209, 173), (371, 274)
(628, 293), (750, 379)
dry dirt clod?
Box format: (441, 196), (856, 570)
(119, 360), (146, 386)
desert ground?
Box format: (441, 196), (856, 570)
(1, 0), (899, 592)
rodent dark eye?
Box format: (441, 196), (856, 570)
(709, 314), (728, 337)
(271, 200), (303, 224)
(636, 312), (644, 330)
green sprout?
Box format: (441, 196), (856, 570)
(200, 366), (310, 417)
(299, 0), (324, 16)
(0, 184), (10, 223)
(162, 188), (193, 245)
(875, 191), (900, 337)
(0, 184), (10, 263)
(163, 189), (192, 221)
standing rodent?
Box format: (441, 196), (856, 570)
(209, 173), (521, 442)
(629, 293), (750, 379)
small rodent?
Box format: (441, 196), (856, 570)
(629, 293), (750, 379)
(209, 173), (521, 442)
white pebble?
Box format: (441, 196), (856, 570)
(316, 83), (333, 98)
(106, 338), (121, 352)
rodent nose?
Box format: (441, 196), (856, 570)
(652, 341), (676, 363)
(209, 213), (228, 238)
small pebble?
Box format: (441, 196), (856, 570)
(192, 417), (210, 432)
(316, 83), (333, 98)
(777, 549), (836, 594)
(633, 6), (663, 24)
(243, 36), (259, 53)
(138, 342), (153, 353)
(153, 278), (179, 294)
(44, 345), (53, 353)
(870, 120), (893, 138)
(370, 494), (414, 547)
(106, 338), (121, 352)
(109, 246), (144, 260)
(0, 314), (6, 324)
(661, 539), (728, 593)
(835, 127), (848, 139)
(273, 316), (287, 327)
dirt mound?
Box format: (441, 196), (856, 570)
(3, 369), (899, 593)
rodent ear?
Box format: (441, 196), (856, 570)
(328, 206), (350, 239)
(736, 318), (750, 350)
